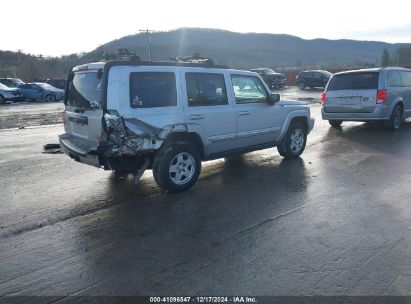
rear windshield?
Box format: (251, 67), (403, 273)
(327, 72), (379, 91)
(67, 71), (101, 108)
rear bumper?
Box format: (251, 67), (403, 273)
(59, 133), (102, 167)
(3, 95), (23, 102)
(59, 133), (148, 171)
(321, 104), (390, 121)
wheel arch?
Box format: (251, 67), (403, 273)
(161, 132), (205, 159)
(278, 111), (309, 142)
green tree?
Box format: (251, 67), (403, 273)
(381, 49), (390, 67)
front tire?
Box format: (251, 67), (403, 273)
(46, 95), (55, 102)
(153, 141), (201, 192)
(385, 104), (403, 131)
(329, 120), (343, 128)
(0, 95), (5, 104)
(277, 122), (307, 159)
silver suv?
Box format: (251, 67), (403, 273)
(59, 60), (315, 192)
(321, 67), (411, 130)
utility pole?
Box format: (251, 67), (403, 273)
(139, 29), (154, 61)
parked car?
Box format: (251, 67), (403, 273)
(17, 82), (64, 102)
(321, 67), (411, 130)
(250, 68), (286, 89)
(0, 83), (23, 104)
(296, 70), (332, 90)
(59, 60), (315, 192)
(34, 79), (67, 90)
(0, 78), (25, 88)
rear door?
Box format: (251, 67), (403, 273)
(324, 72), (379, 113)
(182, 71), (237, 154)
(304, 72), (313, 87)
(313, 72), (323, 87)
(63, 70), (104, 145)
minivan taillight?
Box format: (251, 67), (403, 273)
(321, 92), (326, 105)
(376, 89), (388, 104)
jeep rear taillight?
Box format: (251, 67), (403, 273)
(376, 89), (388, 104)
(321, 92), (326, 105)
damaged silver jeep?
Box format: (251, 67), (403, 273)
(59, 60), (315, 192)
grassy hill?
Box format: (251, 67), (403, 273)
(85, 28), (410, 68)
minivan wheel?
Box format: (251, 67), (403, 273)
(385, 104), (403, 131)
(0, 95), (5, 104)
(329, 120), (343, 128)
(298, 82), (305, 90)
(277, 122), (307, 159)
(153, 141), (201, 192)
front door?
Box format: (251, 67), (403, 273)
(230, 74), (282, 149)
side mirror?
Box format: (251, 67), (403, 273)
(269, 93), (280, 105)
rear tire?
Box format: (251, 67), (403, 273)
(153, 141), (201, 192)
(385, 104), (403, 131)
(329, 120), (343, 128)
(277, 122), (307, 159)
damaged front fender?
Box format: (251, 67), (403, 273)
(103, 111), (187, 157)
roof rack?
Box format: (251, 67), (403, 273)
(170, 53), (215, 65)
(103, 48), (140, 62)
(101, 51), (228, 68)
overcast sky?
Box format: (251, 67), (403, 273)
(2, 0), (410, 56)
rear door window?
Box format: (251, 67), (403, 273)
(400, 71), (411, 87)
(327, 72), (379, 91)
(387, 71), (403, 87)
(304, 72), (313, 79)
(130, 72), (177, 108)
(185, 73), (228, 106)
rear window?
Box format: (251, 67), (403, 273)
(67, 71), (101, 108)
(130, 72), (177, 108)
(327, 72), (379, 91)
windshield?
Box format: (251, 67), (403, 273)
(327, 72), (379, 91)
(67, 71), (102, 108)
(322, 71), (333, 78)
(263, 68), (275, 74)
(37, 83), (55, 90)
(251, 68), (275, 75)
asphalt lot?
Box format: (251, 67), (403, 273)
(2, 89), (411, 298)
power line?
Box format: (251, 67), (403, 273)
(139, 29), (155, 61)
